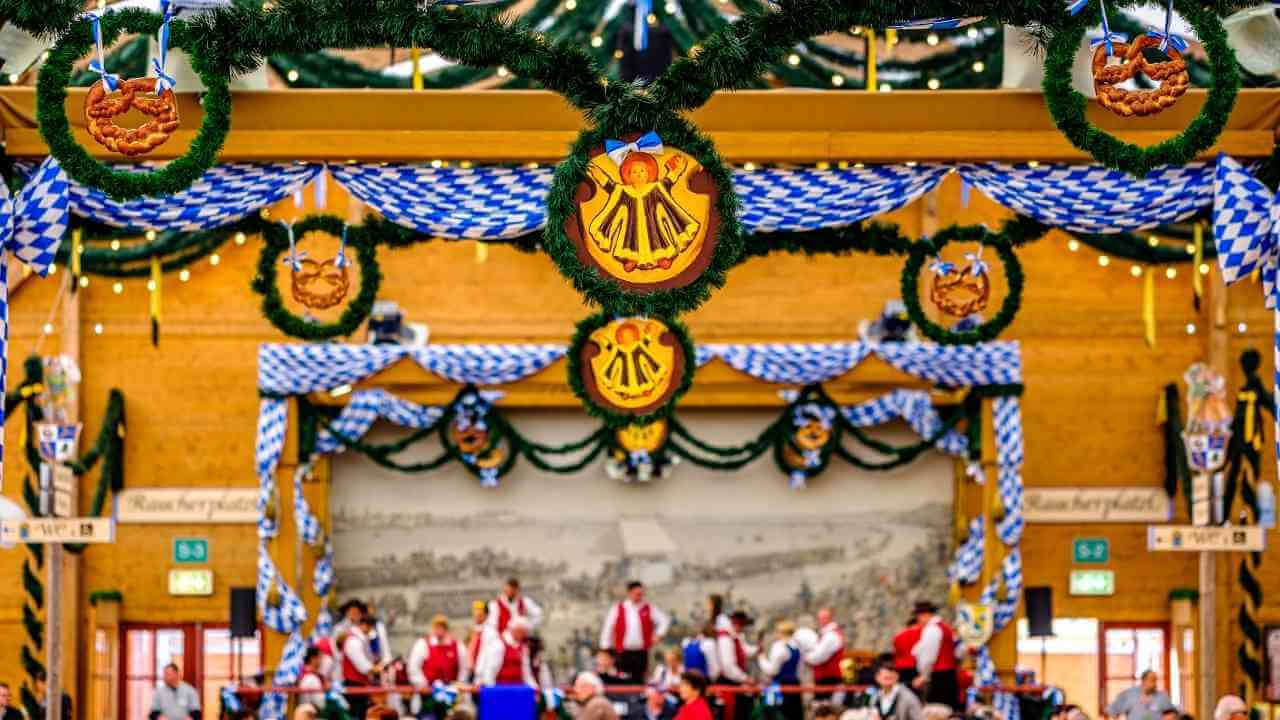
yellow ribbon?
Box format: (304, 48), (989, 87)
(70, 228), (82, 280)
(410, 45), (424, 91)
(475, 241), (488, 264)
(1193, 223), (1204, 304)
(1143, 267), (1156, 348)
(865, 29), (877, 90)
(19, 383), (45, 398)
(149, 255), (162, 324)
(1240, 390), (1260, 450)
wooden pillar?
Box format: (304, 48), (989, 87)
(1200, 269), (1229, 720)
(88, 597), (120, 720)
(979, 396), (1016, 671)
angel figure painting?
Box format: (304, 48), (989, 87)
(567, 131), (720, 291)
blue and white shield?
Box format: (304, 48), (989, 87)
(36, 422), (81, 464)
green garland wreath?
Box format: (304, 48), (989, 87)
(901, 225), (1024, 345)
(251, 215), (382, 341)
(1042, 0), (1240, 177)
(37, 8), (232, 200)
(544, 114), (742, 316)
(566, 311), (697, 426)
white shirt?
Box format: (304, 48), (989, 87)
(297, 670), (327, 709)
(465, 625), (498, 682)
(599, 600), (673, 651)
(757, 639), (799, 680)
(407, 635), (471, 689)
(717, 631), (756, 682)
(485, 594), (544, 630)
(877, 685), (901, 717)
(805, 623), (844, 666)
(650, 663), (680, 691)
(913, 617), (944, 677)
(474, 630), (537, 688)
(342, 627), (378, 676)
(682, 637), (722, 681)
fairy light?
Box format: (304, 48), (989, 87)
(6, 74), (18, 84)
(209, 253), (221, 266)
(179, 269), (191, 282)
(664, 1), (676, 11)
(48, 264), (57, 276)
(287, 69), (300, 83)
(972, 61), (986, 73)
(787, 53), (800, 66)
(1238, 322), (1248, 334)
(646, 13), (657, 24)
(815, 161), (830, 170)
(1165, 267), (1177, 279)
(591, 35), (604, 47)
(1147, 236), (1159, 247)
(112, 282), (123, 294)
(1198, 263), (1210, 275)
(565, 0), (576, 8)
(742, 162), (757, 172)
(42, 323), (53, 335)
(235, 232), (247, 245)
(1129, 265), (1142, 277)
(431, 159), (444, 169)
(927, 78), (940, 90)
(1185, 243), (1196, 255)
(78, 276), (89, 288)
(879, 82), (892, 92)
(497, 66), (510, 77)
(1067, 239), (1080, 252)
(110, 239), (121, 251)
(831, 74), (845, 87)
(1026, 160), (1040, 168)
(1098, 255), (1110, 267)
(1186, 323), (1197, 335)
(93, 323), (103, 335)
(852, 162), (866, 169)
(146, 280), (156, 292)
(145, 230), (157, 241)
(926, 33), (940, 46)
(460, 161), (474, 169)
(966, 27), (979, 39)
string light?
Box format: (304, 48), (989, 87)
(926, 33), (940, 46)
(591, 35), (603, 47)
(78, 276), (89, 288)
(42, 323), (53, 335)
(664, 1), (676, 11)
(878, 83), (893, 92)
(1166, 267), (1177, 279)
(145, 230), (157, 241)
(431, 159), (444, 169)
(112, 282), (123, 294)
(565, 0), (576, 7)
(235, 232), (247, 245)
(1026, 160), (1040, 168)
(1185, 243), (1196, 255)
(972, 61), (986, 73)
(1067, 239), (1080, 252)
(787, 53), (800, 66)
(93, 323), (103, 335)
(966, 27), (979, 39)
(1129, 265), (1142, 277)
(287, 69), (300, 83)
(1198, 263), (1209, 275)
(110, 239), (121, 251)
(459, 161), (474, 169)
(1238, 323), (1248, 334)
(497, 66), (510, 77)
(852, 162), (865, 169)
(815, 162), (830, 170)
(927, 78), (940, 90)
(48, 264), (56, 276)
(1147, 236), (1159, 247)
(179, 269), (191, 282)
(1098, 255), (1110, 267)
(742, 162), (757, 172)
(646, 12), (657, 24)
(831, 74), (845, 87)
(1186, 323), (1197, 335)
(6, 74), (17, 85)
(209, 253), (221, 266)
(146, 280), (156, 292)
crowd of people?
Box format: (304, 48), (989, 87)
(269, 578), (980, 720)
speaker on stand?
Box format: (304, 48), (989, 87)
(229, 587), (256, 685)
(1025, 586), (1055, 685)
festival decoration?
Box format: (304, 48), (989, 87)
(568, 313), (695, 424)
(775, 394), (838, 489)
(1044, 0), (1240, 177)
(1091, 35), (1190, 118)
(84, 77), (180, 157)
(442, 389), (511, 487)
(1182, 362), (1233, 474)
(252, 215), (382, 341)
(903, 226), (1023, 344)
(605, 420), (676, 483)
(955, 600), (995, 650)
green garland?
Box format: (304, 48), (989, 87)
(251, 215), (383, 341)
(543, 116), (743, 316)
(37, 9), (233, 200)
(901, 225), (1024, 345)
(1042, 0), (1241, 177)
(566, 312), (697, 426)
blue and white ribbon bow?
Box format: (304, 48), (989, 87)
(1146, 0), (1186, 52)
(633, 0), (653, 50)
(1090, 32), (1128, 49)
(1066, 0), (1090, 16)
(88, 13), (121, 92)
(220, 687), (243, 714)
(279, 221), (306, 271)
(1213, 154), (1280, 483)
(432, 681), (459, 706)
(965, 248), (989, 276)
(1097, 0), (1118, 55)
(605, 131), (664, 168)
(763, 684), (784, 707)
(151, 0), (177, 94)
(930, 258), (956, 276)
(334, 225), (350, 269)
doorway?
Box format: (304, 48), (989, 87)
(1099, 622), (1173, 715)
(120, 623), (262, 720)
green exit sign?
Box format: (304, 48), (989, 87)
(1070, 569), (1116, 596)
(1073, 537), (1109, 564)
(173, 538), (209, 564)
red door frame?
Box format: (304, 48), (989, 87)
(120, 623), (256, 720)
(1097, 621), (1173, 714)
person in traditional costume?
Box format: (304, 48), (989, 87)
(892, 617), (922, 690)
(485, 577), (544, 633)
(474, 617), (538, 688)
(757, 620), (805, 720)
(408, 614), (467, 718)
(717, 611), (758, 720)
(599, 580), (672, 680)
(910, 601), (959, 710)
(805, 608), (846, 701)
(585, 132), (702, 273)
(682, 623), (721, 683)
(342, 616), (384, 718)
(868, 660), (925, 720)
(465, 601), (495, 683)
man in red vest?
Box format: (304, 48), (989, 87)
(341, 616), (384, 718)
(910, 600), (959, 710)
(805, 607), (845, 700)
(474, 617), (537, 688)
(486, 577), (544, 634)
(892, 616), (922, 689)
(408, 614), (468, 699)
(599, 580), (672, 680)
(716, 611), (757, 720)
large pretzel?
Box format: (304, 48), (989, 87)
(1092, 35), (1190, 118)
(84, 77), (180, 156)
(290, 257), (351, 310)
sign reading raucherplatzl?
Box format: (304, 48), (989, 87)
(116, 488), (258, 524)
(1024, 487), (1171, 523)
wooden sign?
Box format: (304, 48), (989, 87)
(1147, 525), (1266, 552)
(565, 135), (721, 293)
(52, 465), (76, 519)
(116, 488), (258, 524)
(579, 317), (687, 416)
(0, 518), (114, 544)
(1024, 487), (1171, 523)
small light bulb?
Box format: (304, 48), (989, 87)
(1026, 160), (1040, 168)
(742, 162), (756, 172)
(815, 162), (830, 170)
(42, 323), (53, 334)
(591, 35), (603, 48)
(646, 12), (657, 24)
(613, 49), (624, 60)
(110, 239), (121, 251)
(831, 74), (845, 87)
(1198, 263), (1209, 275)
(926, 33), (940, 46)
(93, 323), (103, 335)
(972, 61), (986, 73)
(146, 280), (156, 292)
(1098, 255), (1110, 267)
(460, 161), (474, 169)
(6, 74), (18, 84)
(1147, 236), (1159, 247)
(497, 66), (510, 77)
(1165, 267), (1177, 279)
(878, 82), (892, 92)
(1185, 243), (1196, 255)
(565, 0), (576, 7)
(112, 282), (123, 294)
(431, 159), (444, 169)
(48, 264), (57, 276)
(209, 254), (221, 266)
(852, 162), (865, 169)
(966, 27), (979, 39)
(787, 53), (800, 66)
(664, 1), (676, 12)
(1238, 322), (1248, 334)
(179, 269), (191, 282)
(1130, 265), (1142, 277)
(927, 78), (940, 90)
(1186, 323), (1197, 335)
(235, 232), (247, 245)
(1067, 239), (1080, 252)
(287, 69), (300, 83)
(145, 230), (157, 241)
(78, 276), (89, 288)
(905, 161), (919, 167)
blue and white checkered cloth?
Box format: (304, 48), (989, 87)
(949, 517), (985, 585)
(734, 164), (952, 232)
(842, 388), (969, 456)
(314, 388), (446, 455)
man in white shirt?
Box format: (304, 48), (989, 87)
(341, 616), (383, 718)
(474, 617), (538, 688)
(148, 664), (201, 720)
(408, 614), (469, 692)
(805, 608), (846, 701)
(600, 580), (673, 680)
(297, 648), (328, 711)
(910, 601), (958, 709)
(718, 611), (758, 720)
(486, 577), (544, 633)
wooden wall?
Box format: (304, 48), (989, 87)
(0, 90), (1277, 718)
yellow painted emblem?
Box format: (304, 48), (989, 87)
(586, 318), (681, 412)
(616, 419), (669, 453)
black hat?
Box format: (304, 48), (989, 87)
(912, 600), (939, 615)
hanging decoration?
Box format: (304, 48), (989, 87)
(774, 390), (839, 489)
(84, 76), (180, 157)
(440, 389), (512, 488)
(1091, 35), (1191, 118)
(929, 245), (991, 317)
(902, 226), (1023, 344)
(606, 419), (676, 483)
(955, 599), (996, 650)
(568, 313), (695, 424)
(285, 223), (351, 311)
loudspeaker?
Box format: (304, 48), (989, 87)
(230, 587), (256, 638)
(1025, 586), (1054, 637)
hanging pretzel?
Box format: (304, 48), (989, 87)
(84, 77), (180, 156)
(1092, 35), (1190, 118)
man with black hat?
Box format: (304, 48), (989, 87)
(910, 600), (958, 710)
(717, 610), (757, 720)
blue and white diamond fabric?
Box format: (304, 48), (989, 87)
(329, 163), (553, 240)
(701, 343), (873, 385)
(734, 164), (952, 233)
(841, 389), (969, 456)
(64, 158), (321, 232)
(314, 389), (446, 455)
(948, 517), (984, 585)
(994, 396), (1025, 546)
(0, 157), (69, 486)
(959, 162), (1213, 234)
(1213, 154), (1280, 484)
(876, 341), (1022, 388)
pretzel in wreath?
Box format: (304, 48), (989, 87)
(84, 77), (180, 157)
(1092, 35), (1190, 118)
(290, 256), (351, 310)
(930, 263), (990, 317)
